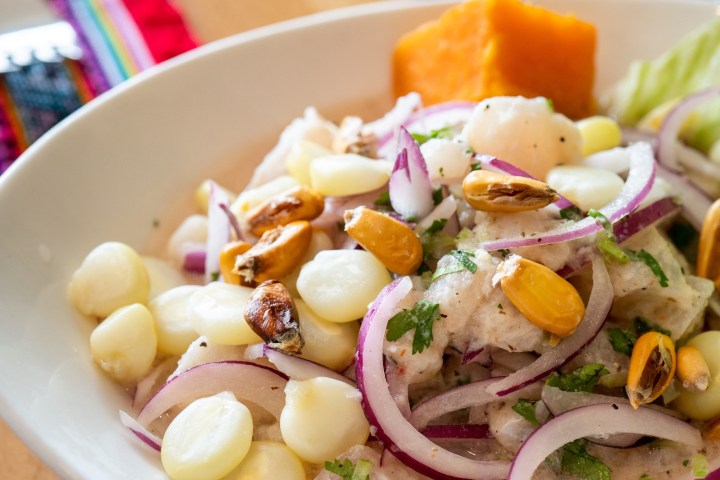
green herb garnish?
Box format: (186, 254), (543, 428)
(411, 126), (454, 145)
(559, 439), (612, 480)
(588, 209), (615, 240)
(512, 399), (540, 426)
(324, 458), (373, 480)
(210, 271), (220, 282)
(449, 250), (477, 273)
(386, 299), (441, 354)
(470, 161), (482, 171)
(374, 191), (391, 207)
(691, 453), (709, 478)
(432, 186), (444, 206)
(597, 237), (631, 264)
(546, 364), (609, 393)
(559, 205), (583, 221)
(425, 218), (448, 235)
(628, 249), (669, 287)
(607, 317), (671, 356)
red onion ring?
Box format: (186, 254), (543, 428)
(204, 182), (231, 282)
(508, 403), (703, 479)
(481, 142), (655, 251)
(119, 410), (162, 452)
(366, 92), (422, 149)
(389, 127), (435, 219)
(656, 86), (720, 171)
(421, 424), (491, 440)
(657, 163), (713, 231)
(261, 344), (355, 386)
(486, 256), (612, 397)
(183, 250), (206, 274)
(355, 277), (510, 479)
(218, 202), (244, 241)
(136, 361), (288, 428)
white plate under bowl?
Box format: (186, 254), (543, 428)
(0, 1), (715, 478)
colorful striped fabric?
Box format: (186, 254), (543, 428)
(0, 0), (198, 171)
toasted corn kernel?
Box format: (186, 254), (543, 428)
(232, 221), (312, 287)
(219, 240), (252, 284)
(626, 332), (676, 409)
(343, 206), (423, 275)
(244, 280), (303, 354)
(697, 198), (720, 289)
(677, 345), (710, 393)
(494, 255), (585, 338)
(245, 186), (325, 236)
(462, 170), (559, 212)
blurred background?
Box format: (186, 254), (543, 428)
(0, 1), (378, 477)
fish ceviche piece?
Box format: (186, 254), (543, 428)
(66, 11), (720, 480)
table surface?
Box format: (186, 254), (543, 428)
(0, 0), (378, 478)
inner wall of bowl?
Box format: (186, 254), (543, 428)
(0, 0), (715, 479)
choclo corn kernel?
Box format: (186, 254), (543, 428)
(89, 303), (157, 384)
(161, 392), (253, 480)
(148, 285), (202, 356)
(626, 331), (676, 409)
(674, 331), (720, 420)
(576, 116), (622, 157)
(494, 255), (585, 338)
(221, 441), (305, 480)
(677, 345), (710, 393)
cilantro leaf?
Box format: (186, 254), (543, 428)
(546, 364), (609, 393)
(470, 161), (482, 171)
(630, 249), (669, 287)
(374, 191), (391, 207)
(607, 317), (671, 356)
(411, 126), (454, 145)
(430, 263), (465, 283)
(512, 399), (540, 426)
(386, 299), (441, 354)
(324, 458), (372, 480)
(588, 209), (615, 241)
(449, 250), (478, 273)
(559, 205), (584, 221)
(597, 237), (630, 264)
(425, 218), (448, 235)
(560, 439), (612, 480)
(432, 186), (444, 205)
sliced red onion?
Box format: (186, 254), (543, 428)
(182, 250), (206, 274)
(410, 377), (512, 430)
(119, 410), (162, 452)
(461, 344), (492, 367)
(366, 92), (423, 148)
(355, 277), (510, 479)
(656, 86), (720, 171)
(417, 195), (458, 231)
(477, 155), (577, 210)
(508, 403), (703, 479)
(657, 163), (713, 231)
(218, 202), (244, 241)
(540, 384), (683, 448)
(481, 142), (655, 251)
(389, 127), (435, 219)
(136, 361), (288, 427)
(421, 424), (491, 440)
(386, 361), (411, 419)
(487, 256), (612, 397)
(132, 357), (177, 410)
(261, 344), (355, 386)
(376, 99), (475, 157)
(205, 182), (231, 283)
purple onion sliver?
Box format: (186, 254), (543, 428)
(183, 250), (206, 273)
(421, 424), (491, 440)
(219, 202), (244, 241)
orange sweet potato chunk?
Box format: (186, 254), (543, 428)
(392, 0), (596, 119)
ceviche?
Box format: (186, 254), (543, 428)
(66, 3), (720, 480)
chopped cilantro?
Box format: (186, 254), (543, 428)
(639, 475), (653, 480)
(546, 98), (555, 112)
(449, 250), (477, 273)
(419, 218), (456, 272)
(546, 364), (609, 393)
(470, 162), (483, 171)
(628, 249), (669, 287)
(210, 271), (220, 282)
(607, 317), (671, 356)
(386, 299), (441, 354)
(588, 209), (615, 240)
(439, 166), (445, 177)
(324, 458), (373, 480)
(597, 237), (630, 264)
(411, 126), (454, 145)
(559, 439), (612, 480)
(512, 399), (540, 426)
(497, 303), (503, 309)
(374, 191), (391, 207)
(430, 263), (465, 283)
(691, 453), (709, 478)
(432, 186), (444, 205)
(152, 218), (160, 228)
(425, 218), (448, 235)
(498, 248), (511, 257)
(667, 221), (696, 251)
(559, 205), (583, 221)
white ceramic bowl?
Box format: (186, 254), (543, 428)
(0, 1), (715, 478)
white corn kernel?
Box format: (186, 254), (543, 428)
(221, 441), (304, 480)
(149, 285), (202, 356)
(167, 214), (208, 267)
(142, 256), (186, 300)
(576, 116), (622, 156)
(297, 250), (391, 323)
(187, 283), (262, 345)
(310, 154), (390, 196)
(582, 146), (632, 174)
(89, 303), (157, 384)
(195, 179), (237, 214)
(285, 139), (333, 186)
(546, 165), (624, 211)
(68, 242), (150, 318)
(675, 332), (720, 420)
(230, 175), (299, 219)
(295, 299), (358, 371)
(161, 392), (253, 480)
(420, 138), (472, 181)
(280, 377), (370, 463)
